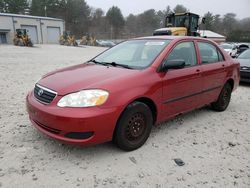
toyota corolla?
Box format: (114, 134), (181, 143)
(26, 36), (240, 151)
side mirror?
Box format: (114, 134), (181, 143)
(160, 59), (185, 72)
(202, 17), (206, 24)
(198, 17), (206, 25)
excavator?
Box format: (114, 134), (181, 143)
(13, 29), (33, 47)
(153, 12), (205, 36)
(59, 31), (78, 46)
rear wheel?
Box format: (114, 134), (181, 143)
(17, 40), (24, 46)
(113, 102), (153, 151)
(211, 83), (232, 111)
(27, 40), (33, 47)
(73, 41), (78, 46)
(65, 41), (70, 46)
(13, 38), (18, 45)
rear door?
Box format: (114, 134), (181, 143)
(161, 40), (203, 118)
(196, 41), (227, 104)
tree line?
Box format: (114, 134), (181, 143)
(0, 0), (249, 42)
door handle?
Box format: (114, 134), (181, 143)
(196, 69), (201, 73)
(222, 64), (225, 67)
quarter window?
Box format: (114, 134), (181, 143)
(198, 42), (224, 64)
(165, 41), (197, 67)
(218, 50), (224, 61)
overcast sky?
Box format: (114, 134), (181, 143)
(85, 0), (250, 19)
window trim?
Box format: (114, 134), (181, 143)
(196, 41), (225, 65)
(158, 40), (199, 71)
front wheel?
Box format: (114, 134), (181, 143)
(211, 83), (232, 111)
(17, 40), (24, 46)
(27, 40), (33, 47)
(73, 41), (78, 46)
(113, 102), (153, 151)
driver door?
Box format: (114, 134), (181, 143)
(161, 41), (203, 118)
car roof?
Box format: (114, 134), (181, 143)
(134, 35), (212, 42)
(220, 43), (232, 46)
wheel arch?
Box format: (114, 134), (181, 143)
(133, 97), (158, 124)
(226, 78), (234, 90)
(112, 97), (157, 149)
(112, 96), (158, 140)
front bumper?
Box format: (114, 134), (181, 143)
(240, 70), (250, 82)
(26, 91), (123, 146)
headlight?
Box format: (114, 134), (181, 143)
(57, 89), (109, 107)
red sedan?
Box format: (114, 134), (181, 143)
(26, 36), (240, 151)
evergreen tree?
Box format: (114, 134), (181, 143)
(203, 12), (214, 30)
(173, 4), (188, 13)
(30, 0), (61, 17)
(106, 6), (125, 39)
(0, 0), (28, 14)
(30, 0), (91, 37)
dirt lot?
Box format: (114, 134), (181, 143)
(0, 45), (249, 188)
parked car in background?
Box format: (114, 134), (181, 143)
(96, 40), (116, 47)
(236, 44), (249, 57)
(26, 36), (240, 151)
(220, 43), (237, 57)
(237, 49), (250, 82)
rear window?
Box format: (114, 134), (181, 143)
(198, 42), (224, 64)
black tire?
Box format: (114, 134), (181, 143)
(17, 40), (24, 46)
(74, 42), (78, 46)
(113, 102), (153, 151)
(28, 40), (33, 47)
(211, 83), (232, 111)
(65, 41), (70, 46)
(13, 38), (18, 45)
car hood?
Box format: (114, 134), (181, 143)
(238, 59), (250, 67)
(38, 63), (138, 95)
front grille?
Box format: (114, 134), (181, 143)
(34, 119), (61, 134)
(34, 84), (57, 104)
(65, 132), (94, 139)
(240, 71), (250, 78)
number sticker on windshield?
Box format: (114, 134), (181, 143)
(145, 41), (165, 46)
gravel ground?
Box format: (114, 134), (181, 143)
(0, 44), (249, 188)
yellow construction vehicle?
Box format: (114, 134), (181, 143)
(80, 34), (97, 46)
(59, 31), (78, 46)
(153, 12), (205, 36)
(13, 29), (33, 47)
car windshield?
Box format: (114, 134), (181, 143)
(220, 44), (232, 50)
(238, 49), (250, 59)
(93, 39), (171, 69)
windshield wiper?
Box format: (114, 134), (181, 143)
(88, 60), (133, 69)
(102, 62), (133, 69)
(87, 59), (104, 65)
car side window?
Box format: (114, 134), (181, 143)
(218, 50), (225, 61)
(198, 42), (223, 64)
(165, 41), (197, 67)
